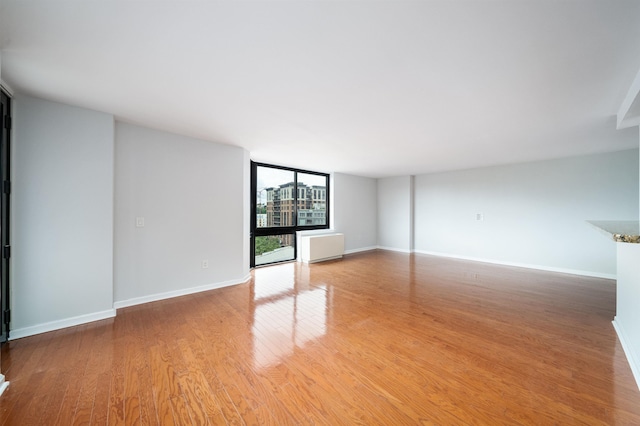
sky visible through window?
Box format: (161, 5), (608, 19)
(256, 167), (292, 205)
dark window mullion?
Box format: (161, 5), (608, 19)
(250, 162), (257, 267)
(293, 171), (298, 228)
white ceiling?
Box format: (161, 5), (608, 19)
(1, 1), (640, 178)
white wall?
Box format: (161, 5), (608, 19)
(377, 175), (413, 252)
(114, 122), (250, 307)
(414, 150), (639, 277)
(612, 140), (640, 390)
(614, 243), (640, 389)
(12, 94), (115, 338)
(332, 172), (377, 253)
(243, 150), (251, 272)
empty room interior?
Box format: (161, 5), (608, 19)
(2, 1), (640, 424)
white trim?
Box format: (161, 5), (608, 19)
(297, 229), (339, 236)
(613, 317), (640, 391)
(344, 246), (378, 255)
(376, 245), (412, 254)
(411, 250), (616, 280)
(113, 275), (251, 310)
(0, 374), (9, 397)
(617, 66), (640, 129)
(0, 80), (14, 96)
(9, 309), (117, 340)
(302, 255), (343, 264)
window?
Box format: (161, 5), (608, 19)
(251, 162), (330, 267)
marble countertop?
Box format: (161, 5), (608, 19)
(588, 220), (640, 244)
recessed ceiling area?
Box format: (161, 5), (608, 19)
(1, 1), (639, 177)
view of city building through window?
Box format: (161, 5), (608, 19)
(252, 163), (329, 266)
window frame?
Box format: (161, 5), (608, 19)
(250, 161), (330, 267)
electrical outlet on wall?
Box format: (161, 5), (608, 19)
(135, 216), (145, 227)
(202, 260), (209, 269)
(476, 213), (484, 221)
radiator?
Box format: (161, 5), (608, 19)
(300, 233), (344, 263)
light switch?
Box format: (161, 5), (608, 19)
(136, 217), (145, 228)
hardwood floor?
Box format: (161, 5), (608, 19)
(1, 250), (639, 425)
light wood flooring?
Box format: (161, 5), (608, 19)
(1, 250), (639, 425)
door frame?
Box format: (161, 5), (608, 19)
(1, 89), (11, 343)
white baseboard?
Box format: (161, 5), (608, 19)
(303, 255), (343, 264)
(10, 309), (117, 340)
(376, 245), (412, 254)
(411, 250), (616, 280)
(113, 275), (251, 310)
(343, 246), (378, 255)
(0, 374), (9, 397)
(613, 318), (640, 391)
(9, 275), (252, 340)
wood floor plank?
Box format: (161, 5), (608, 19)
(177, 373), (215, 426)
(174, 341), (212, 426)
(215, 387), (244, 426)
(169, 395), (193, 426)
(55, 325), (97, 426)
(89, 371), (112, 426)
(72, 330), (107, 425)
(123, 363), (141, 425)
(0, 330), (60, 424)
(2, 251), (640, 425)
(148, 345), (177, 425)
